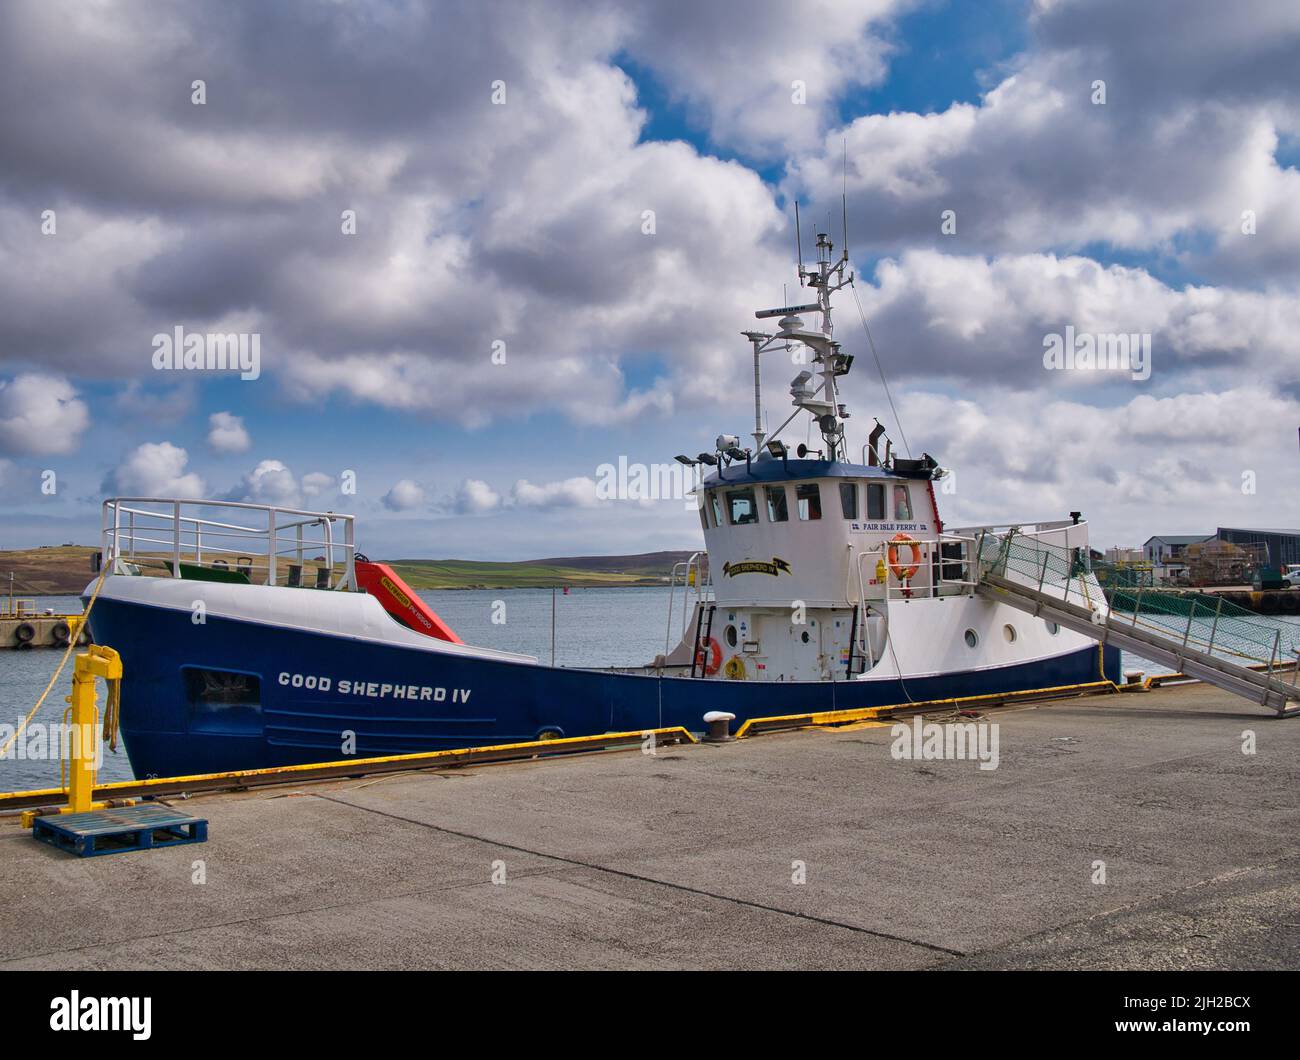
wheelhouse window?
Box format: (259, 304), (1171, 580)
(710, 492), (724, 528)
(839, 482), (858, 519)
(866, 483), (885, 520)
(727, 488), (759, 525)
(765, 486), (789, 523)
(795, 483), (822, 521)
(699, 502), (709, 531)
(893, 484), (913, 521)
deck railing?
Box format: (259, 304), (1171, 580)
(852, 532), (981, 608)
(101, 498), (357, 590)
(665, 551), (712, 656)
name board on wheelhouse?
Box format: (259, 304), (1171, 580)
(721, 557), (792, 578)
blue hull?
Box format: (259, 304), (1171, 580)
(88, 597), (1121, 778)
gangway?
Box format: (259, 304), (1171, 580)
(972, 531), (1300, 717)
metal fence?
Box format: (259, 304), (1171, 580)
(101, 498), (357, 590)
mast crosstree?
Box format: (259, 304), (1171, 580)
(745, 224), (855, 462)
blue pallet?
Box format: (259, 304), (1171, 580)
(31, 803), (208, 858)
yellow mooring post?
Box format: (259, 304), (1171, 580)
(21, 644), (134, 828)
(67, 644), (120, 814)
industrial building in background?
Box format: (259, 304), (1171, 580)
(1142, 528), (1300, 587)
(1142, 534), (1213, 583)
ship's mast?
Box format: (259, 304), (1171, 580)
(728, 209), (857, 467)
(791, 225), (854, 460)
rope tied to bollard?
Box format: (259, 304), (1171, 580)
(102, 670), (122, 753)
(0, 561), (111, 762)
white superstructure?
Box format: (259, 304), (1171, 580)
(658, 226), (1103, 685)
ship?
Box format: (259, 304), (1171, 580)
(86, 227), (1120, 777)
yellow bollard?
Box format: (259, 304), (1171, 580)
(67, 646), (120, 813)
(21, 645), (134, 827)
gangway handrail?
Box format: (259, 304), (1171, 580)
(976, 569), (1299, 716)
(950, 518), (1083, 539)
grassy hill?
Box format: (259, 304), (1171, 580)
(0, 545), (100, 595)
(0, 546), (699, 593)
(386, 551), (697, 589)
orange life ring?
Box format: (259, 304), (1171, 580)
(695, 636), (723, 676)
(887, 533), (922, 581)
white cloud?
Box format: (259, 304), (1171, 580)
(902, 385), (1300, 546)
(450, 475), (603, 514)
(614, 0), (909, 155)
(221, 461), (339, 508)
(0, 204), (180, 375)
(275, 130), (791, 425)
(0, 5), (801, 428)
(791, 1), (1300, 280)
(300, 472), (334, 498)
(226, 459), (301, 507)
(381, 479), (426, 511)
(856, 250), (1300, 389)
(207, 411), (251, 453)
(511, 476), (601, 509)
(454, 479), (502, 514)
(4, 0), (1299, 554)
(103, 442), (205, 498)
(0, 374), (90, 455)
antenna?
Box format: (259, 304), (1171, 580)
(841, 138), (849, 262)
(794, 200), (804, 283)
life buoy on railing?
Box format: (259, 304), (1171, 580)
(695, 636), (723, 676)
(887, 533), (923, 581)
(723, 655), (747, 681)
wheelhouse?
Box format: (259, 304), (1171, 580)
(698, 457), (942, 608)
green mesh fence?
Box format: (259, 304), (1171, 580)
(1107, 587), (1298, 669)
(976, 530), (1299, 670)
(975, 531), (1104, 608)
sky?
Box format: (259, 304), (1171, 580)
(0, 0), (1297, 560)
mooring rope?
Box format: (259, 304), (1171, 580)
(0, 561), (111, 761)
(102, 669), (122, 753)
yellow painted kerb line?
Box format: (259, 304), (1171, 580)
(734, 679), (1118, 738)
(0, 726), (697, 808)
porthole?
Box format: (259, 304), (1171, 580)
(1045, 621), (1060, 635)
(725, 625), (738, 648)
(963, 629), (979, 648)
(800, 630), (811, 644)
(1003, 624), (1017, 643)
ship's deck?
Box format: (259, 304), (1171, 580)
(2, 680), (1297, 970)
